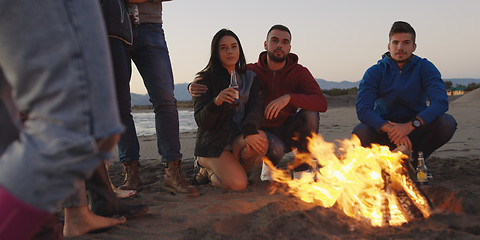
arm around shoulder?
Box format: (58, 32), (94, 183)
(193, 78), (222, 130)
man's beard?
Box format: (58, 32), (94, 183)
(393, 52), (413, 63)
(394, 58), (408, 63)
(267, 50), (288, 63)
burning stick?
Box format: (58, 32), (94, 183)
(381, 170), (392, 226)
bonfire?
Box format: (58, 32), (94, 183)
(267, 134), (433, 227)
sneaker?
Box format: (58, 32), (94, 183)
(260, 161), (273, 181)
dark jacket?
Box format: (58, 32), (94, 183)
(248, 52), (327, 128)
(356, 53), (448, 131)
(193, 68), (264, 157)
(100, 0), (132, 45)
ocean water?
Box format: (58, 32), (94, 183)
(133, 110), (197, 136)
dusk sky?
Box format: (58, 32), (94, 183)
(130, 0), (479, 94)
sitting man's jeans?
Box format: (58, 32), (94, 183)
(116, 23), (181, 164)
(0, 0), (122, 213)
(352, 113), (457, 159)
(263, 110), (320, 166)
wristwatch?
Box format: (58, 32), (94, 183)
(412, 118), (422, 129)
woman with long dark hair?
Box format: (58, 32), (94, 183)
(193, 29), (267, 191)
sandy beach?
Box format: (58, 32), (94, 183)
(71, 90), (480, 240)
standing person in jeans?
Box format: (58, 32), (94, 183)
(117, 0), (199, 196)
(190, 25), (328, 179)
(353, 21), (457, 164)
(0, 1), (122, 239)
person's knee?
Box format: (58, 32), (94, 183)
(438, 114), (457, 133)
(149, 89), (176, 109)
(266, 139), (285, 165)
(222, 169), (247, 191)
(227, 178), (247, 191)
(301, 110), (320, 133)
(352, 123), (374, 147)
(352, 123), (367, 138)
(431, 113), (457, 141)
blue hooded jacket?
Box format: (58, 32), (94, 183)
(356, 53), (448, 131)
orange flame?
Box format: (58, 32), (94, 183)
(267, 134), (432, 227)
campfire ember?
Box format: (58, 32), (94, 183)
(267, 134), (433, 227)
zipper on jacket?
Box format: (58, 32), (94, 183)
(120, 0), (133, 45)
(271, 71), (276, 94)
(117, 0), (125, 23)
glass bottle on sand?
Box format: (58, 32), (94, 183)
(416, 151), (428, 185)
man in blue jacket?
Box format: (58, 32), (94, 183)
(353, 21), (456, 163)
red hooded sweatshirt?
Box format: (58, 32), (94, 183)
(248, 51), (327, 128)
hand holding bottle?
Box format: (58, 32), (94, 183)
(214, 70), (240, 107)
(214, 87), (239, 106)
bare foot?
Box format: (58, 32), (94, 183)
(63, 205), (126, 237)
(112, 184), (137, 198)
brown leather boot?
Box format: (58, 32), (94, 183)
(119, 160), (142, 190)
(164, 159), (200, 197)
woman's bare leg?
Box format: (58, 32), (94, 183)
(198, 149), (247, 191)
(233, 131), (268, 171)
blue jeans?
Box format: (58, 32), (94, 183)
(263, 110), (320, 166)
(352, 113), (457, 159)
(118, 23), (181, 163)
(0, 0), (122, 212)
(110, 38), (141, 163)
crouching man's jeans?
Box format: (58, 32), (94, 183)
(263, 110), (320, 166)
(352, 113), (457, 159)
(0, 0), (122, 213)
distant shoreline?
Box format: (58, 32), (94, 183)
(132, 101), (193, 113)
(131, 94), (463, 113)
